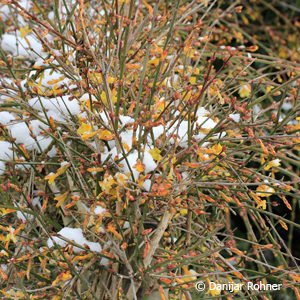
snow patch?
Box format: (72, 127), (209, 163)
(47, 227), (102, 253)
(1, 33), (44, 59)
(229, 113), (240, 123)
(94, 206), (106, 215)
(28, 96), (80, 122)
(0, 112), (15, 126)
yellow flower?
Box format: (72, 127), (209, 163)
(148, 147), (162, 161)
(239, 83), (251, 98)
(182, 266), (197, 282)
(206, 279), (221, 296)
(257, 200), (267, 210)
(256, 185), (275, 197)
(81, 130), (100, 140)
(250, 191), (267, 210)
(44, 172), (58, 185)
(77, 122), (92, 135)
(98, 129), (113, 140)
(108, 76), (116, 83)
(45, 163), (71, 185)
(99, 174), (116, 195)
(52, 271), (71, 286)
(266, 85), (274, 93)
(279, 220), (288, 231)
(264, 159), (281, 171)
(148, 58), (160, 67)
(20, 26), (32, 38)
(189, 76), (196, 85)
(154, 97), (165, 112)
(5, 227), (16, 244)
(115, 172), (128, 186)
(54, 191), (70, 208)
(289, 117), (300, 132)
(134, 159), (145, 172)
(174, 208), (188, 218)
(204, 143), (223, 155)
(100, 91), (107, 104)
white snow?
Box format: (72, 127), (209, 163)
(142, 179), (152, 191)
(47, 227), (102, 253)
(0, 141), (14, 174)
(0, 141), (13, 161)
(193, 132), (206, 142)
(60, 161), (69, 167)
(94, 107), (221, 180)
(197, 107), (210, 117)
(152, 125), (165, 140)
(94, 206), (106, 215)
(168, 120), (189, 147)
(9, 121), (34, 147)
(123, 221), (130, 229)
(17, 207), (33, 222)
(35, 68), (70, 88)
(143, 151), (157, 173)
(101, 146), (118, 163)
(32, 196), (42, 210)
(0, 0), (30, 23)
(119, 115), (134, 126)
(0, 264), (7, 272)
(1, 33), (44, 60)
(166, 107), (218, 147)
(16, 197), (41, 222)
(229, 113), (240, 122)
(122, 150), (140, 180)
(196, 112), (217, 129)
(47, 146), (58, 157)
(0, 161), (6, 175)
(165, 74), (179, 88)
(100, 257), (109, 266)
(79, 93), (96, 102)
(30, 120), (49, 135)
(9, 120), (52, 152)
(119, 148), (157, 180)
(0, 112), (15, 126)
(33, 57), (46, 68)
(119, 129), (136, 151)
(99, 111), (109, 124)
(281, 102), (292, 111)
(28, 96), (80, 122)
(48, 11), (54, 20)
(181, 172), (189, 180)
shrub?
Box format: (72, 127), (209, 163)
(0, 0), (299, 299)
